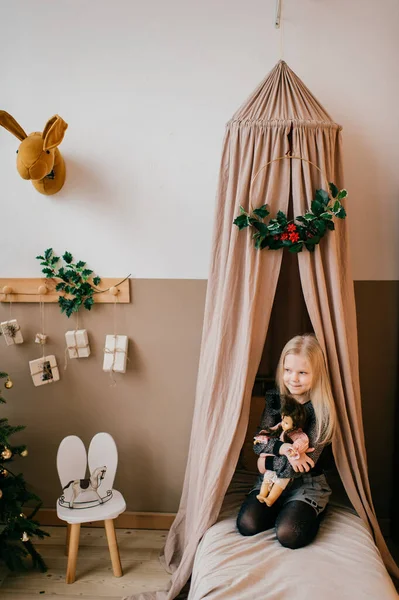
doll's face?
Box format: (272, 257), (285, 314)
(283, 353), (313, 401)
(281, 415), (294, 431)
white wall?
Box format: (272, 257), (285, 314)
(1, 0), (398, 280)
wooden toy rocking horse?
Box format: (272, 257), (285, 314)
(62, 465), (107, 509)
(0, 110), (68, 195)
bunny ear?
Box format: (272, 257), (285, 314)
(42, 115), (68, 150)
(0, 110), (27, 141)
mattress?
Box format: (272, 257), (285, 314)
(188, 471), (398, 600)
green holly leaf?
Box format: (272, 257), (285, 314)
(311, 200), (323, 216)
(260, 236), (272, 249)
(76, 261), (86, 269)
(337, 189), (348, 200)
(288, 242), (303, 253)
(44, 248), (53, 260)
(93, 276), (101, 286)
(277, 211), (288, 226)
(252, 221), (268, 236)
(55, 282), (66, 291)
(253, 204), (269, 219)
(63, 251), (73, 264)
(42, 268), (53, 278)
(306, 235), (320, 245)
(304, 213), (316, 221)
(329, 183), (339, 198)
(233, 214), (250, 229)
(313, 220), (327, 235)
(36, 255), (44, 260)
(326, 220), (335, 230)
(333, 200), (341, 213)
(51, 255), (60, 265)
(320, 212), (333, 220)
(336, 207), (347, 219)
(315, 189), (329, 206)
(305, 243), (316, 252)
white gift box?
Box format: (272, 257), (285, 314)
(29, 355), (60, 387)
(65, 329), (90, 359)
(103, 335), (128, 374)
(1, 319), (23, 345)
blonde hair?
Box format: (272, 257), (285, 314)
(276, 334), (336, 445)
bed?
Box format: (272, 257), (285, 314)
(188, 397), (398, 600)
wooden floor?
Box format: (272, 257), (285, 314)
(0, 526), (171, 599)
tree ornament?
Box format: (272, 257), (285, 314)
(233, 154), (348, 253)
(20, 512), (26, 518)
(1, 448), (12, 460)
(4, 377), (13, 389)
(21, 531), (29, 542)
(20, 449), (28, 457)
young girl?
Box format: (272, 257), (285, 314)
(237, 334), (337, 548)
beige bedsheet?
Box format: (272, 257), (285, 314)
(188, 472), (398, 599)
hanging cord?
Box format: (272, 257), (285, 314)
(279, 1), (284, 60)
(39, 296), (46, 360)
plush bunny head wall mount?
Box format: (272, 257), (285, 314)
(0, 111), (68, 195)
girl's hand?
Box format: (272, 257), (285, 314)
(279, 444), (315, 472)
(287, 453), (315, 473)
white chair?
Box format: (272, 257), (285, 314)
(56, 433), (126, 583)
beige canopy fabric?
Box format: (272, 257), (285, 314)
(123, 61), (398, 600)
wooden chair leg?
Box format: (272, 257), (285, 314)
(66, 523), (81, 584)
(104, 519), (123, 577)
(65, 523), (71, 556)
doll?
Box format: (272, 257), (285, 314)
(253, 395), (310, 506)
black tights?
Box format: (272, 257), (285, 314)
(236, 491), (323, 549)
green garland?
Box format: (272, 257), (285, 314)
(36, 249), (101, 318)
(233, 183), (347, 253)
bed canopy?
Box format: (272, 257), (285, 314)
(125, 61), (398, 600)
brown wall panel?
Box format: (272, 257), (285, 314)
(0, 279), (397, 522)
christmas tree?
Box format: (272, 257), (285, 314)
(0, 370), (48, 571)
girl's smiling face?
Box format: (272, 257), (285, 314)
(283, 353), (313, 401)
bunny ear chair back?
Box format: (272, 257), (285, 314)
(0, 110), (68, 195)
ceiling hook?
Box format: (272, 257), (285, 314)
(275, 0), (282, 28)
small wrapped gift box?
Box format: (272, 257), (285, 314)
(29, 355), (60, 387)
(1, 319), (23, 345)
(103, 335), (128, 374)
(35, 333), (48, 345)
(65, 329), (90, 359)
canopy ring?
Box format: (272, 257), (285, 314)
(249, 153), (331, 214)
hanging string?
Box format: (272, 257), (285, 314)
(113, 295), (118, 337)
(39, 296), (45, 359)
